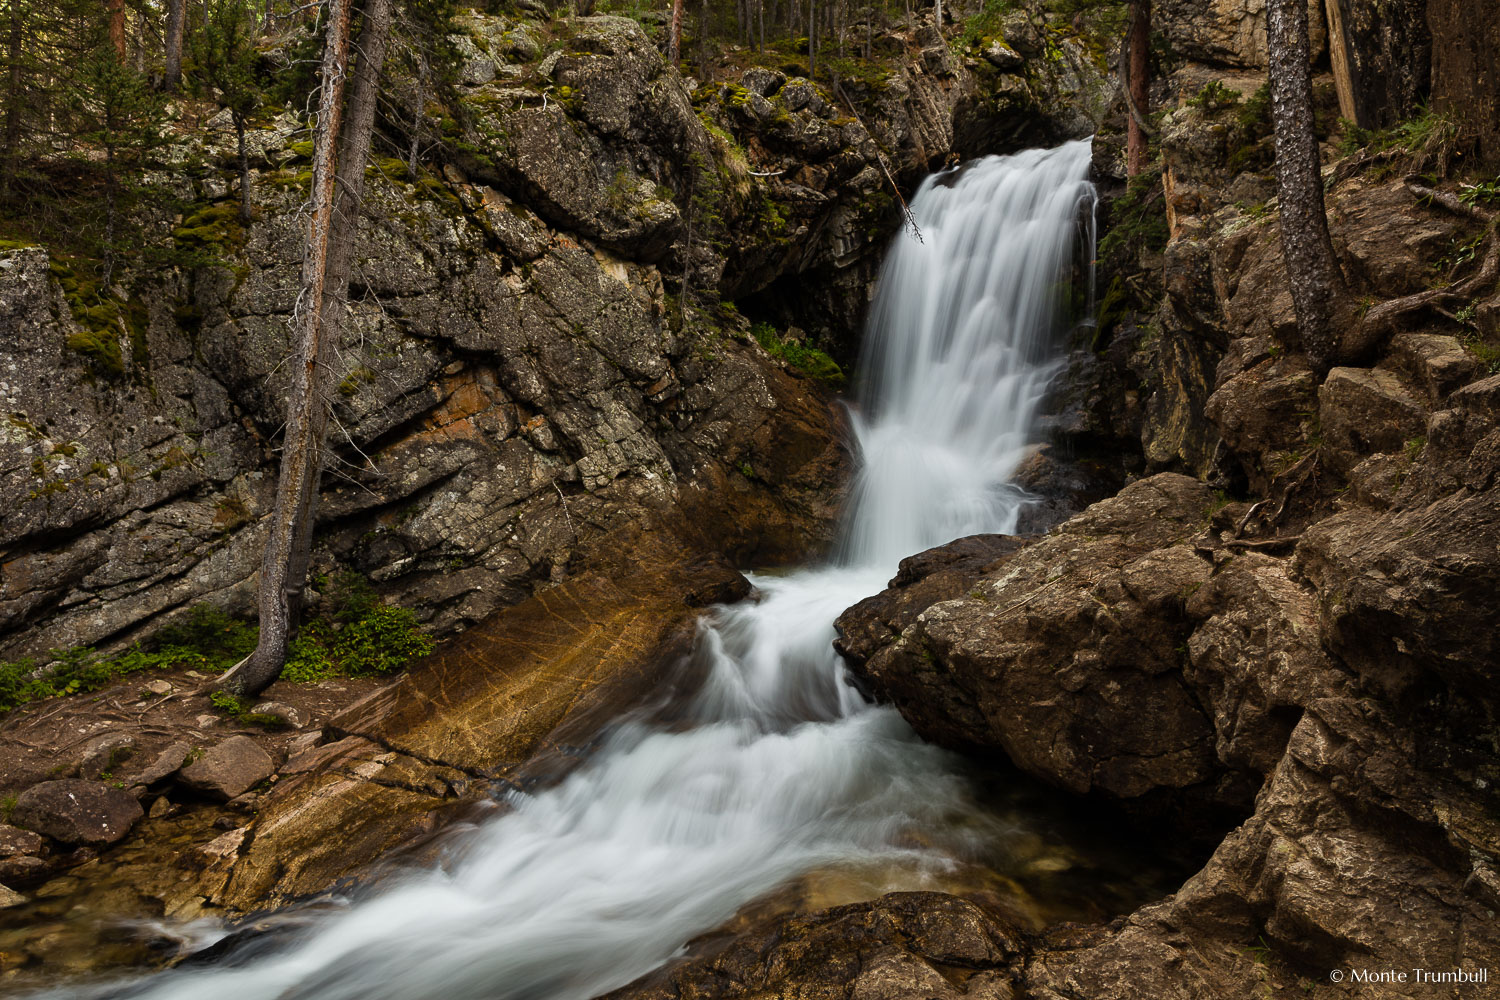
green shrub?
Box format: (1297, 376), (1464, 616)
(283, 573), (433, 683)
(1099, 166), (1169, 265)
(0, 580), (430, 715)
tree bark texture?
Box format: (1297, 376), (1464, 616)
(1428, 0), (1500, 169)
(1323, 0), (1428, 130)
(220, 0), (355, 696)
(669, 0), (683, 62)
(1266, 0), (1347, 371)
(164, 0), (186, 92)
(1126, 0), (1150, 176)
(108, 0), (126, 60)
(3, 1), (22, 187)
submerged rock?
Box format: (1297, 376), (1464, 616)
(607, 892), (1024, 1000)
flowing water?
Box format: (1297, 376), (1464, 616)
(57, 139), (1100, 1000)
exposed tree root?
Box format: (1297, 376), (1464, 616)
(1338, 187), (1499, 360)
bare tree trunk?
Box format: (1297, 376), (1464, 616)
(163, 0), (185, 91)
(697, 0), (708, 70)
(108, 0), (126, 60)
(1126, 0), (1149, 176)
(808, 0), (815, 76)
(3, 0), (22, 191)
(669, 0), (682, 63)
(1266, 0), (1347, 371)
(218, 0), (355, 697)
(407, 52), (428, 177)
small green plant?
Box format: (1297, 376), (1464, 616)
(1404, 436), (1426, 461)
(1188, 80), (1240, 111)
(281, 573), (434, 683)
(1461, 332), (1500, 374)
(749, 322), (845, 386)
(209, 690), (246, 715)
(1338, 107), (1464, 174)
(0, 602), (254, 715)
(1459, 175), (1500, 208)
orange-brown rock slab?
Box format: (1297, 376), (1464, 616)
(204, 559), (747, 911)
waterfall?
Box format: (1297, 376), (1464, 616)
(66, 139), (1096, 1000)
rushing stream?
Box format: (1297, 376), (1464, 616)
(63, 139), (1098, 1000)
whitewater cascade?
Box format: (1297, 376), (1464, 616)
(78, 138), (1096, 1000)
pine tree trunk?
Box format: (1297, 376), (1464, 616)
(1126, 0), (1150, 176)
(108, 0), (126, 60)
(164, 0), (186, 92)
(808, 0), (815, 76)
(218, 0), (355, 697)
(1266, 0), (1346, 370)
(669, 0), (683, 62)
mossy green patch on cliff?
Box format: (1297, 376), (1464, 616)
(50, 256), (131, 379)
(1099, 167), (1168, 269)
(752, 321), (845, 386)
(172, 201), (247, 253)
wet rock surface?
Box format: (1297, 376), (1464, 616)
(608, 892), (1026, 1000)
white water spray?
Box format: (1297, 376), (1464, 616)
(71, 139), (1096, 1000)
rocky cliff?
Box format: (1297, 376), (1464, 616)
(0, 9), (1108, 667)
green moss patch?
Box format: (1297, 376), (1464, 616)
(751, 321), (845, 386)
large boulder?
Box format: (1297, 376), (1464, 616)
(10, 780), (143, 847)
(837, 474), (1228, 805)
(1316, 367), (1428, 476)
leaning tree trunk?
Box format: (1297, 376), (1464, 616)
(1266, 0), (1347, 371)
(218, 0), (355, 697)
(278, 0), (394, 618)
(163, 0), (185, 92)
(1125, 0), (1150, 176)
